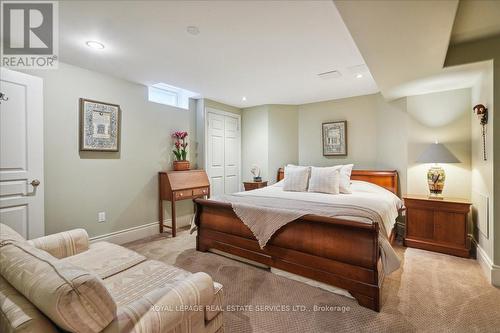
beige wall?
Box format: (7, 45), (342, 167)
(376, 96), (408, 194)
(268, 105), (299, 183)
(241, 105), (270, 182)
(446, 35), (499, 276)
(28, 62), (196, 237)
(471, 63), (495, 264)
(243, 90), (471, 198)
(297, 93), (410, 194)
(406, 89), (472, 199)
(241, 105), (298, 183)
(298, 94), (379, 168)
(204, 98), (241, 115)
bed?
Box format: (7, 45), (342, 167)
(194, 168), (401, 311)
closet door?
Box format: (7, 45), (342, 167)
(207, 112), (225, 196)
(224, 116), (240, 194)
(206, 110), (241, 196)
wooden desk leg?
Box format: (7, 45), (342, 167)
(159, 198), (163, 233)
(172, 199), (177, 237)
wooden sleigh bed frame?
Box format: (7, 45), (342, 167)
(194, 169), (399, 311)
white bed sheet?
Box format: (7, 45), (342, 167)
(235, 180), (403, 237)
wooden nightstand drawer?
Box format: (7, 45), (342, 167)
(404, 195), (471, 257)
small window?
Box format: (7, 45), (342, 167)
(148, 82), (199, 110)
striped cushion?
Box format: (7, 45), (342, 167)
(61, 241), (146, 279)
(283, 165), (310, 192)
(0, 275), (59, 333)
(104, 260), (192, 306)
(103, 272), (215, 333)
(0, 241), (116, 333)
(28, 229), (89, 259)
(308, 166), (340, 194)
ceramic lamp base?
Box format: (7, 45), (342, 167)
(427, 165), (445, 196)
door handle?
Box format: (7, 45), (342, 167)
(23, 179), (40, 196)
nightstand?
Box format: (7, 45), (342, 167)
(243, 181), (268, 191)
(404, 195), (471, 257)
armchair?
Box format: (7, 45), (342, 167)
(0, 224), (224, 333)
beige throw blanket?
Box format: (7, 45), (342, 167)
(214, 193), (400, 275)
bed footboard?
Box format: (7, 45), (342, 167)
(194, 199), (384, 311)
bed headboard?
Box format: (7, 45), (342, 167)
(276, 168), (399, 196)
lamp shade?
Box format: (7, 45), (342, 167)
(416, 143), (460, 164)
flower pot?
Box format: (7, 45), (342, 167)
(173, 160), (190, 171)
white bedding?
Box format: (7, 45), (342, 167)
(235, 180), (403, 237)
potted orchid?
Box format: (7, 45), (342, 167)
(172, 131), (190, 171)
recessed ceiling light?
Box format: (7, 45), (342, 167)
(86, 41), (105, 49)
(356, 74), (363, 79)
(242, 96), (247, 101)
(187, 26), (200, 35)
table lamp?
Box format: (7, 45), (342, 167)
(416, 142), (460, 197)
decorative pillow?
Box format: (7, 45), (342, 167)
(308, 167), (340, 194)
(283, 165), (310, 192)
(0, 241), (116, 333)
(338, 164), (354, 194)
(0, 275), (59, 333)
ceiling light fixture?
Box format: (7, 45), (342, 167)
(356, 74), (363, 79)
(86, 41), (105, 49)
(187, 26), (200, 35)
(242, 96), (247, 101)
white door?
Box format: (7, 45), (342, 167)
(224, 116), (240, 194)
(0, 68), (44, 239)
(207, 112), (225, 196)
(206, 109), (241, 196)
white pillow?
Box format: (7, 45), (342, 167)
(283, 165), (310, 192)
(338, 164), (354, 194)
(297, 164), (353, 193)
(308, 167), (340, 194)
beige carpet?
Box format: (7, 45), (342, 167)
(125, 230), (500, 333)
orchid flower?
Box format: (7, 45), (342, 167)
(172, 130), (189, 161)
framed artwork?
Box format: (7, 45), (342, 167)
(79, 98), (121, 152)
(322, 121), (347, 156)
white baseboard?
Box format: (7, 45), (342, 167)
(89, 215), (193, 245)
(475, 242), (500, 286)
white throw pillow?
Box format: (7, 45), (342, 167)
(337, 164), (354, 194)
(283, 165), (310, 192)
(308, 167), (340, 194)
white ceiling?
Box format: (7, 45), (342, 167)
(334, 0), (459, 100)
(59, 0), (378, 108)
(451, 0), (500, 44)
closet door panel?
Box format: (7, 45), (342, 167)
(207, 112), (225, 196)
(224, 115), (240, 194)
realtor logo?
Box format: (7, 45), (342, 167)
(1, 1), (58, 69)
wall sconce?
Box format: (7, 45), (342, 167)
(473, 104), (488, 161)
